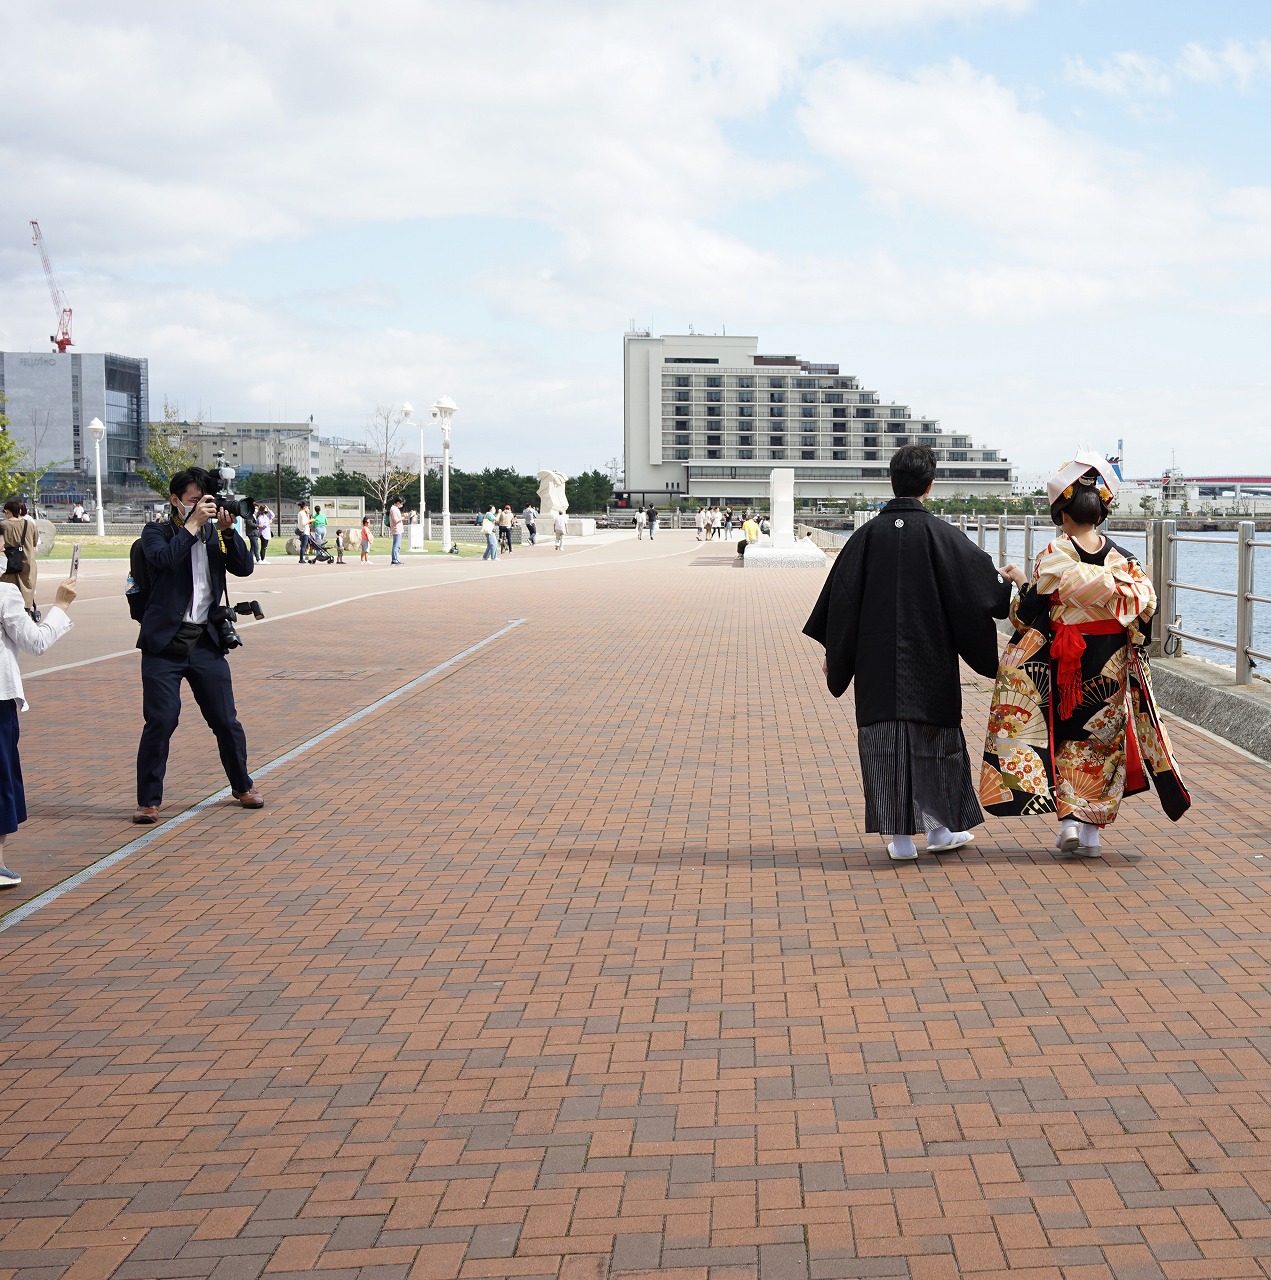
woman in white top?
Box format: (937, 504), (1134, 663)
(255, 506), (273, 561)
(0, 575), (78, 888)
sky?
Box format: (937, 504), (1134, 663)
(1, 0), (1268, 481)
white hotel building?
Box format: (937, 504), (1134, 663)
(623, 332), (1012, 505)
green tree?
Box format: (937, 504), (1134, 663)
(311, 467), (359, 497)
(139, 398), (199, 498)
(242, 466), (309, 503)
(565, 469), (614, 513)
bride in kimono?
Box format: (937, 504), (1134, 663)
(980, 452), (1190, 856)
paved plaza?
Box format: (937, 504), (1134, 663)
(2, 530), (1271, 1280)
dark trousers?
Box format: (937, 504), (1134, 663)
(137, 633), (252, 806)
(498, 527), (513, 551)
(246, 528), (260, 561)
(258, 536), (269, 560)
(297, 533), (311, 562)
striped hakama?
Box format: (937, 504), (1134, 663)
(858, 720), (982, 836)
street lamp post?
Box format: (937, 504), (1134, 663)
(402, 403), (425, 553)
(87, 417), (107, 536)
(432, 396), (457, 554)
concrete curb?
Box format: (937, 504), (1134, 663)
(1149, 654), (1271, 764)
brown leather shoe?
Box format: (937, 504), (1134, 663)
(132, 805), (161, 824)
(233, 789), (264, 809)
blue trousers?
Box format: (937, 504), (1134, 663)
(391, 532), (402, 563)
(483, 532), (499, 560)
(297, 533), (311, 562)
(137, 634), (252, 806)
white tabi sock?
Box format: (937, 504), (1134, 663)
(927, 825), (953, 848)
(888, 834), (916, 857)
(1079, 822), (1101, 847)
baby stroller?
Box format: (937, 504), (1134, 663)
(306, 531), (335, 564)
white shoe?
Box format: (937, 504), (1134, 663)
(927, 831), (975, 854)
(1054, 824), (1080, 855)
(887, 842), (919, 861)
(1077, 842), (1104, 858)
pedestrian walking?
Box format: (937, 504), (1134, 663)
(0, 574), (78, 889)
(359, 516), (373, 563)
(497, 505), (515, 553)
(481, 506), (500, 561)
(0, 500), (40, 621)
(647, 505), (659, 540)
(553, 511), (567, 550)
(981, 452), (1190, 856)
(695, 507), (706, 541)
(388, 497), (404, 564)
(255, 505), (272, 560)
(634, 508), (647, 540)
(522, 504), (538, 545)
(295, 501), (312, 564)
(803, 444), (1012, 862)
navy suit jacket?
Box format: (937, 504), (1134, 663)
(136, 517), (255, 655)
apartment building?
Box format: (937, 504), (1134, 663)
(623, 332), (1012, 505)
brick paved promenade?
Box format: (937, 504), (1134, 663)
(2, 531), (1271, 1280)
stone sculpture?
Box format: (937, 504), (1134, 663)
(536, 470), (569, 519)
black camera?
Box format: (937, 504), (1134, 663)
(209, 600), (265, 652)
(209, 605), (243, 652)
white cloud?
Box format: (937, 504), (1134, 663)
(796, 57), (1271, 290)
(1063, 51), (1172, 98)
(1064, 39), (1271, 105)
(1177, 38), (1271, 92)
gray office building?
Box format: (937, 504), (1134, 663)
(0, 350), (149, 497)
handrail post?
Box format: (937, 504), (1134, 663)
(997, 514), (1007, 562)
(959, 515), (967, 536)
(1236, 520), (1255, 684)
(977, 515), (986, 549)
(1146, 519), (1165, 657)
(1023, 515), (1035, 567)
(1158, 519), (1177, 657)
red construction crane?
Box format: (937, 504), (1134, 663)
(30, 220), (73, 353)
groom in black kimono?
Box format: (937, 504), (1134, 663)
(803, 445), (1013, 861)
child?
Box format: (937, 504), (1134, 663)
(359, 516), (372, 563)
(334, 529), (346, 564)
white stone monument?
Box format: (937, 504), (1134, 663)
(744, 468), (826, 569)
(536, 468), (596, 538)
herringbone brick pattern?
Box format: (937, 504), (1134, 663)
(2, 532), (1270, 1279)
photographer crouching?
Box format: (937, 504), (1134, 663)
(133, 467), (263, 823)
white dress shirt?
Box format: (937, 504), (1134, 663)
(183, 531), (214, 624)
(0, 585), (72, 711)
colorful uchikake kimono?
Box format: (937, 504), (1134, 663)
(979, 535), (1191, 826)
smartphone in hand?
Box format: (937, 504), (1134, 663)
(69, 544), (81, 579)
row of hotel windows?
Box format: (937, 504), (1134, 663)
(665, 427), (972, 453)
(669, 406), (925, 422)
(668, 389), (895, 409)
(668, 448), (983, 462)
(664, 374), (863, 391)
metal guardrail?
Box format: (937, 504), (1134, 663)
(945, 514), (1269, 686)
